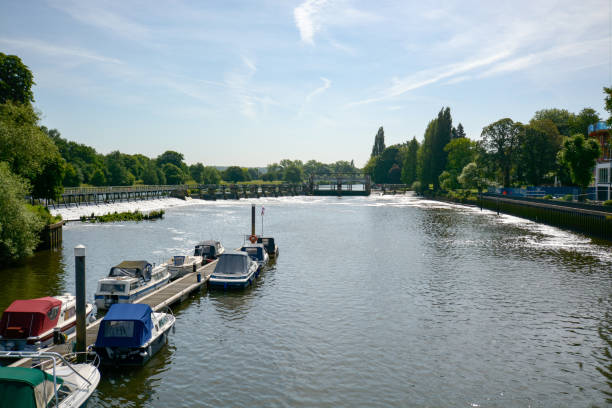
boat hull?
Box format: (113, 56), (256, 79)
(94, 326), (172, 367)
(95, 278), (170, 310)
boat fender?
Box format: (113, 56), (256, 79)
(172, 324), (176, 334)
(249, 234), (257, 244)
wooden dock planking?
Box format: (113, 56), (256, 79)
(9, 261), (216, 367)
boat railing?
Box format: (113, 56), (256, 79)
(0, 350), (99, 407)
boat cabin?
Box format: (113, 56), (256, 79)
(95, 304), (153, 349)
(194, 241), (223, 260)
(0, 297), (62, 345)
(257, 236), (278, 257)
(239, 245), (266, 263)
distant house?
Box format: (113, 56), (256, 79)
(588, 121), (612, 201)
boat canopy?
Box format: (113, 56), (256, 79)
(194, 241), (219, 257)
(0, 297), (62, 339)
(95, 303), (153, 348)
(0, 366), (61, 408)
(108, 261), (152, 280)
(240, 245), (265, 261)
(214, 252), (249, 274)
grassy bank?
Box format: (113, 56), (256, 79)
(80, 209), (165, 223)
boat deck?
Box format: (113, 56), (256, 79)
(8, 261), (216, 368)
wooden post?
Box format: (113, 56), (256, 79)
(251, 204), (256, 236)
(75, 245), (86, 362)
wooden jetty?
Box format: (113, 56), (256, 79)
(8, 261), (217, 368)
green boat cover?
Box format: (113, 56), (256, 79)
(0, 366), (62, 408)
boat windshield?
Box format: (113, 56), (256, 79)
(241, 247), (261, 260)
(172, 256), (185, 266)
(195, 245), (213, 257)
(215, 255), (248, 274)
(99, 283), (127, 293)
(104, 321), (134, 338)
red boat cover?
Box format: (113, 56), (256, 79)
(0, 297), (62, 339)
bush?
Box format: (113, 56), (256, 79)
(563, 194), (574, 202)
(604, 200), (612, 206)
(543, 194), (552, 200)
(411, 181), (423, 194)
(81, 209), (164, 223)
(26, 204), (62, 225)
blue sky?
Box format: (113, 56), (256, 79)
(0, 0), (609, 167)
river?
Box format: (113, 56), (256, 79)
(2, 194), (611, 407)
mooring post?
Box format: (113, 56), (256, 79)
(251, 204), (256, 236)
(75, 244), (86, 362)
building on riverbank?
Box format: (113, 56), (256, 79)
(589, 121), (612, 201)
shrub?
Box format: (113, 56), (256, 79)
(603, 200), (612, 206)
(563, 194), (574, 202)
(543, 194), (552, 200)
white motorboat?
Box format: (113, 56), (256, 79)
(194, 240), (225, 263)
(208, 251), (258, 289)
(166, 255), (204, 280)
(95, 261), (170, 310)
(93, 303), (175, 366)
(0, 350), (100, 408)
(0, 294), (94, 351)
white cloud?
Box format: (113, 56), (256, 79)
(305, 77), (331, 103)
(0, 38), (123, 64)
(294, 0), (329, 45)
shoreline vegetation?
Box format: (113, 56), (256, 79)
(79, 209), (165, 223)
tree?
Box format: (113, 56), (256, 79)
(284, 164), (303, 183)
(90, 168), (107, 186)
(558, 134), (601, 198)
(189, 163), (205, 183)
(438, 170), (455, 191)
(106, 152), (134, 186)
(401, 137), (419, 185)
(458, 162), (488, 193)
(532, 108), (574, 136)
(162, 163), (185, 185)
(444, 138), (476, 179)
(62, 162), (82, 187)
(417, 107), (452, 189)
(604, 87), (612, 125)
(142, 162), (159, 185)
(456, 123), (466, 139)
(156, 150), (185, 169)
(516, 124), (558, 186)
(31, 155), (65, 200)
(0, 162), (44, 264)
(0, 53), (35, 104)
(373, 145), (401, 183)
(480, 118), (521, 187)
(371, 126), (386, 157)
(202, 166), (221, 184)
(570, 108), (600, 136)
(223, 166), (246, 183)
(388, 164), (401, 183)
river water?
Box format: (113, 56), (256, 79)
(2, 194), (612, 407)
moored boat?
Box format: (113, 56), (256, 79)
(208, 251), (258, 289)
(165, 255), (204, 280)
(0, 350), (101, 408)
(194, 240), (225, 263)
(239, 243), (269, 273)
(94, 261), (170, 310)
(0, 295), (94, 351)
(93, 303), (175, 366)
(257, 236), (279, 258)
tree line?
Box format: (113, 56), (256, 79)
(365, 102), (606, 198)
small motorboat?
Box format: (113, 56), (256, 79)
(95, 261), (170, 310)
(257, 236), (279, 258)
(208, 251), (258, 289)
(165, 255), (204, 280)
(194, 240), (225, 263)
(93, 303), (175, 366)
(0, 294), (94, 351)
(239, 243), (269, 272)
(0, 350), (100, 408)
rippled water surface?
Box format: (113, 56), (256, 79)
(2, 194), (612, 407)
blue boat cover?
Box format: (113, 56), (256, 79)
(95, 303), (153, 348)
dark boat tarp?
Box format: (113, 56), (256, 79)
(95, 303), (153, 348)
(214, 252), (249, 275)
(0, 297), (62, 339)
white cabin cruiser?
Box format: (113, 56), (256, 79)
(95, 261), (170, 310)
(166, 255), (204, 280)
(208, 251), (258, 289)
(0, 350), (100, 408)
(0, 294), (94, 351)
(194, 240), (225, 263)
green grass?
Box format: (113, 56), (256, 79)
(80, 209), (164, 223)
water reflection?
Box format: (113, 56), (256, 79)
(0, 249), (67, 311)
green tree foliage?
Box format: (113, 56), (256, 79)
(62, 163), (82, 187)
(45, 127), (104, 184)
(388, 164), (401, 183)
(142, 162), (159, 185)
(532, 108), (574, 136)
(515, 124), (559, 186)
(570, 108), (600, 136)
(284, 164), (303, 183)
(0, 162), (44, 264)
(106, 151), (134, 186)
(417, 107), (452, 189)
(558, 134), (601, 194)
(189, 163), (205, 183)
(373, 145), (402, 183)
(223, 166), (246, 182)
(156, 150), (185, 169)
(604, 87), (612, 125)
(31, 155), (65, 200)
(458, 162), (488, 192)
(0, 53), (35, 104)
(480, 118), (521, 187)
(304, 160), (331, 177)
(371, 126), (385, 157)
(90, 168), (107, 186)
(438, 170), (456, 191)
(162, 163), (185, 185)
(456, 123), (466, 139)
(202, 166), (221, 184)
(247, 168), (259, 180)
(444, 138), (476, 179)
(401, 137), (419, 185)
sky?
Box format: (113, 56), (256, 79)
(0, 0), (610, 167)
